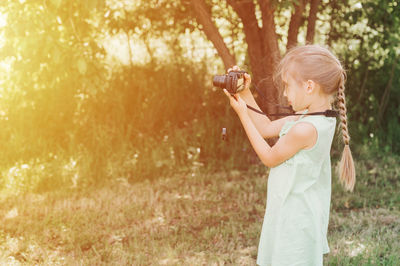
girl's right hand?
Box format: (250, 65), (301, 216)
(227, 65), (252, 96)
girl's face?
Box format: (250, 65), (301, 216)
(282, 71), (308, 112)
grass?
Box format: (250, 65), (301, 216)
(0, 159), (399, 265)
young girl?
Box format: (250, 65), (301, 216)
(223, 45), (356, 265)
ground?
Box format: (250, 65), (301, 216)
(0, 167), (399, 265)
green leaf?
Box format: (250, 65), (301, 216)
(77, 58), (87, 75)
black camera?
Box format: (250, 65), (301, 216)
(213, 70), (247, 94)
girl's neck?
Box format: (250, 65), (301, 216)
(307, 99), (332, 113)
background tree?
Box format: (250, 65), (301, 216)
(190, 0), (322, 115)
(326, 0), (400, 153)
(0, 0), (106, 163)
(0, 0), (398, 192)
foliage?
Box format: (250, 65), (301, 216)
(0, 0), (399, 194)
(327, 0), (400, 153)
(0, 0), (107, 164)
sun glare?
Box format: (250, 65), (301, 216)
(0, 12), (7, 48)
(0, 12), (6, 28)
(0, 11), (12, 76)
(0, 11), (7, 58)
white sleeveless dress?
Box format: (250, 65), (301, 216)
(256, 111), (337, 266)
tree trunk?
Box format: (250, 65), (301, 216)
(190, 0), (236, 70)
(259, 0), (287, 116)
(287, 0), (306, 49)
(231, 0), (282, 115)
(259, 0), (280, 68)
(192, 0), (299, 117)
(227, 0), (265, 89)
(306, 0), (321, 44)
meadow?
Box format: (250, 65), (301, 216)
(1, 150), (399, 265)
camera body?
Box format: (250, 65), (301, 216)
(213, 70), (247, 94)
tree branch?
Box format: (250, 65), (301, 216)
(259, 0), (280, 67)
(287, 0), (306, 50)
(190, 0), (236, 70)
(306, 0), (321, 44)
(226, 0), (265, 80)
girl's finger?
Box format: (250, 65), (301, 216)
(244, 73), (251, 83)
(224, 89), (237, 103)
(235, 94), (241, 101)
(223, 89), (231, 98)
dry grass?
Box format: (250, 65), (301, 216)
(0, 166), (399, 265)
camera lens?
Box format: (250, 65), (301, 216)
(213, 75), (227, 89)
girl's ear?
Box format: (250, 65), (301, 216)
(305, 80), (315, 94)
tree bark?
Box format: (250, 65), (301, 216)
(192, 0), (292, 117)
(306, 0), (321, 44)
(259, 0), (285, 116)
(227, 0), (265, 86)
(259, 0), (280, 67)
(231, 0), (284, 114)
(287, 0), (306, 50)
(190, 0), (236, 70)
(227, 0), (281, 116)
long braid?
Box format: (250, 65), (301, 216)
(337, 72), (356, 192)
(338, 73), (350, 145)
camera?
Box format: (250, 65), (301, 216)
(213, 70), (247, 94)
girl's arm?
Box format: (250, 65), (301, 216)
(224, 90), (317, 168)
(239, 89), (296, 138)
(230, 66), (296, 138)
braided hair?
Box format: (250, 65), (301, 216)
(274, 44), (356, 192)
(337, 71), (356, 191)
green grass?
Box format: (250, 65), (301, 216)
(0, 158), (399, 265)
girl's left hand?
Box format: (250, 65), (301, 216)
(223, 89), (248, 116)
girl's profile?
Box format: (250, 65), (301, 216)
(223, 44), (356, 265)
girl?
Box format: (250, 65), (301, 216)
(223, 44), (356, 265)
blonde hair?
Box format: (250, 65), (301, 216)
(274, 44), (356, 192)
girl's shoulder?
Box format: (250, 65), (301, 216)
(280, 115), (336, 139)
